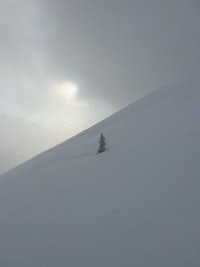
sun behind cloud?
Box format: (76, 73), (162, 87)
(57, 81), (79, 101)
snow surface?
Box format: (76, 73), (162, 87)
(0, 73), (200, 266)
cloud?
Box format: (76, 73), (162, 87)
(39, 0), (200, 106)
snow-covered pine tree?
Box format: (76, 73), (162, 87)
(97, 133), (107, 153)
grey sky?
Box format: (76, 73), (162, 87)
(0, 0), (200, 174)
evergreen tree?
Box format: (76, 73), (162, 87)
(97, 133), (107, 153)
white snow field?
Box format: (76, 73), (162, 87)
(0, 73), (200, 266)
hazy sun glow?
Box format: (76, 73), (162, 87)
(58, 81), (79, 101)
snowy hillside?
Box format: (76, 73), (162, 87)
(0, 73), (200, 267)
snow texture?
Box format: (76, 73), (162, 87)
(0, 73), (200, 266)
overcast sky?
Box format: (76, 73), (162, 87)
(0, 0), (200, 174)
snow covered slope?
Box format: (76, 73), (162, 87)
(0, 73), (200, 267)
